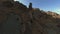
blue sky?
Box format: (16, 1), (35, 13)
(14, 0), (60, 14)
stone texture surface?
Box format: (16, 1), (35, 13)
(0, 0), (60, 34)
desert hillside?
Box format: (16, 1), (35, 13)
(0, 0), (60, 34)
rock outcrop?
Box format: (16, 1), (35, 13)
(0, 0), (60, 34)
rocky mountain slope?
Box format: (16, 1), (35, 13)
(32, 9), (60, 34)
(0, 0), (60, 34)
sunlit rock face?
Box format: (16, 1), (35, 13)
(31, 9), (60, 34)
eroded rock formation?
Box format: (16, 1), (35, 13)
(0, 0), (60, 34)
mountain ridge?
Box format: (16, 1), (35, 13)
(0, 0), (60, 34)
